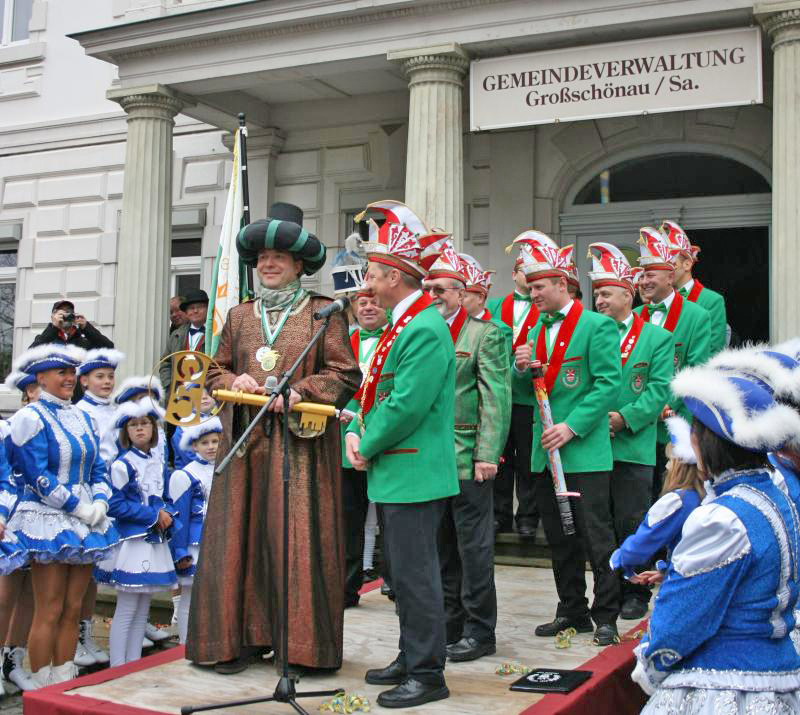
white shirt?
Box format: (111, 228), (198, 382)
(445, 309), (460, 326)
(618, 313), (634, 346)
(187, 322), (205, 351)
(545, 299), (574, 352)
(513, 292), (532, 324)
(678, 278), (695, 296)
(391, 289), (423, 325)
(648, 290), (675, 328)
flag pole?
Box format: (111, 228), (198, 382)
(238, 112), (253, 297)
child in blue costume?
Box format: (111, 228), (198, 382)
(610, 416), (703, 588)
(6, 345), (118, 688)
(634, 368), (800, 713)
(168, 417), (222, 643)
(170, 388), (217, 470)
(102, 401), (178, 666)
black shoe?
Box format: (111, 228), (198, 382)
(380, 582), (396, 601)
(365, 658), (407, 685)
(445, 637), (496, 662)
(494, 519), (513, 534)
(363, 568), (379, 582)
(620, 597), (649, 620)
(377, 678), (449, 709)
(534, 616), (593, 637)
(213, 648), (258, 675)
(345, 594), (360, 609)
(516, 519), (538, 536)
(593, 623), (619, 646)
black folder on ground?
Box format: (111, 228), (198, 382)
(509, 668), (592, 694)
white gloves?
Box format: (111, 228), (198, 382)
(72, 500), (108, 527)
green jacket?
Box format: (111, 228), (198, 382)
(611, 319), (675, 466)
(524, 308), (621, 474)
(348, 303), (459, 503)
(454, 316), (512, 479)
(680, 281), (727, 356)
(635, 294), (711, 443)
(487, 294), (538, 407)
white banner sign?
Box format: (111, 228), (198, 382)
(470, 27), (762, 131)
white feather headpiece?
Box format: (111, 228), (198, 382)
(179, 417), (223, 452)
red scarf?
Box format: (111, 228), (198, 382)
(349, 331), (360, 357)
(449, 307), (468, 345)
(686, 280), (704, 302)
(534, 301), (584, 393)
(641, 292), (683, 333)
(356, 293), (432, 416)
(500, 293), (540, 350)
(478, 308), (491, 321)
(185, 329), (205, 352)
(621, 314), (645, 366)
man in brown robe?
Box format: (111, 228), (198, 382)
(186, 203), (360, 674)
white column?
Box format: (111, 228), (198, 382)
(107, 84), (182, 377)
(757, 2), (800, 341)
(389, 44), (469, 249)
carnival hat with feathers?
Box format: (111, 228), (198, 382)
(660, 219), (694, 260)
(112, 376), (164, 406)
(516, 239), (573, 283)
(459, 253), (494, 295)
(78, 348), (125, 377)
(707, 345), (800, 405)
(331, 232), (368, 296)
(178, 417), (224, 452)
(630, 266), (644, 287)
(665, 415), (697, 465)
(588, 242), (635, 294)
(356, 200), (449, 279)
(638, 226), (675, 270)
(427, 239), (468, 285)
(671, 366), (800, 453)
(773, 338), (800, 365)
(13, 344), (86, 375)
(4, 370), (36, 392)
(113, 399), (166, 431)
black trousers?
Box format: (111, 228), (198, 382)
(381, 499), (447, 685)
(494, 403), (538, 526)
(652, 445), (668, 503)
(535, 471), (620, 626)
(609, 461), (653, 603)
(438, 479), (497, 645)
(342, 467), (370, 604)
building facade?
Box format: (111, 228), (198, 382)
(1, 0), (798, 409)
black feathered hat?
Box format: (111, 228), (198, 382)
(236, 202), (326, 276)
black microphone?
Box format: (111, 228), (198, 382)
(313, 296), (349, 320)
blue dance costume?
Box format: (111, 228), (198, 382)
(168, 457), (213, 584)
(0, 420), (28, 574)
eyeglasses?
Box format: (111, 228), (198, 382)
(426, 286), (458, 296)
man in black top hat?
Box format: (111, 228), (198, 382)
(159, 289), (209, 394)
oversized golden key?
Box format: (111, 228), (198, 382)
(152, 351), (223, 427)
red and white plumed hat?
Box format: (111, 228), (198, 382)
(505, 229), (558, 256)
(459, 253), (494, 295)
(518, 241), (573, 283)
(638, 226), (675, 270)
(427, 238), (467, 284)
(587, 242), (635, 295)
(560, 246), (580, 290)
(630, 266), (644, 287)
(660, 219), (694, 260)
(356, 200), (448, 279)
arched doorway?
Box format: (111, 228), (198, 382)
(560, 151), (771, 344)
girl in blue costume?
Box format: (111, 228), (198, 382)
(6, 345), (119, 688)
(101, 401), (178, 666)
(168, 417), (222, 643)
(610, 416), (703, 587)
(634, 367), (800, 712)
(170, 387), (217, 470)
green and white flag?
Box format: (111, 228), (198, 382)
(204, 128), (248, 357)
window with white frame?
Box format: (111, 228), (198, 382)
(0, 223), (20, 378)
(0, 0), (34, 45)
(170, 207), (206, 300)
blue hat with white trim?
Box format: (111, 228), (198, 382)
(77, 349), (125, 377)
(672, 366), (800, 453)
(12, 344), (86, 375)
(179, 417), (223, 452)
(708, 345), (800, 403)
(113, 400), (165, 430)
(4, 370), (36, 392)
(112, 376), (164, 405)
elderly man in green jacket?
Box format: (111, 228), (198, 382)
(346, 201), (459, 709)
(513, 237), (622, 646)
(424, 246), (511, 663)
(588, 243), (674, 622)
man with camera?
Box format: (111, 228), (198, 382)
(31, 300), (114, 351)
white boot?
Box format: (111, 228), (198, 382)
(74, 619), (97, 667)
(50, 661), (77, 684)
(171, 595), (180, 626)
(80, 619), (109, 665)
(4, 647), (35, 691)
(144, 622), (170, 643)
(29, 665), (52, 689)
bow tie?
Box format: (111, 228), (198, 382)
(617, 321), (629, 334)
(359, 328), (384, 340)
(514, 292), (532, 302)
(649, 302), (668, 315)
(541, 312), (564, 328)
(189, 325), (205, 334)
(678, 286), (689, 297)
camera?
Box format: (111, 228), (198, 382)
(63, 312), (76, 323)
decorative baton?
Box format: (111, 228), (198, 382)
(531, 364), (579, 536)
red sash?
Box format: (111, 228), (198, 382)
(355, 292), (432, 416)
(350, 331), (360, 357)
(501, 293), (540, 350)
(641, 292), (683, 334)
(621, 314), (645, 366)
(534, 301), (584, 393)
(478, 308), (491, 321)
(185, 330), (205, 352)
(449, 307), (468, 345)
(686, 280), (704, 303)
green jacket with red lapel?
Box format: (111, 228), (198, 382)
(454, 315), (512, 479)
(487, 294), (537, 407)
(635, 294), (711, 444)
(611, 319), (675, 466)
(679, 281), (727, 356)
(347, 303), (459, 503)
(524, 308), (621, 474)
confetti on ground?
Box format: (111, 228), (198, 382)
(621, 629), (644, 642)
(555, 627), (577, 649)
(495, 662), (531, 676)
(319, 692), (371, 713)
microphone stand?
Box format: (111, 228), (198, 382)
(182, 315), (342, 715)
